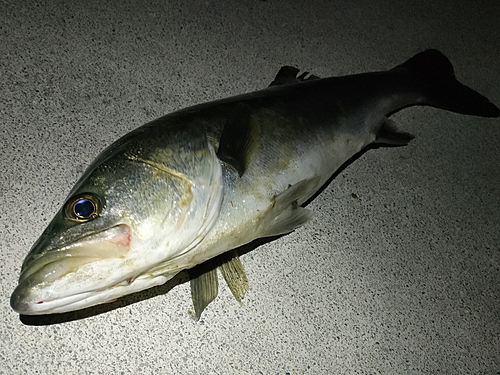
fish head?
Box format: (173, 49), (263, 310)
(11, 123), (223, 315)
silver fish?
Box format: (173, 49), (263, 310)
(11, 50), (499, 318)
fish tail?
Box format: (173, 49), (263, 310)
(394, 49), (500, 117)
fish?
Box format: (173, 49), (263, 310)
(10, 50), (500, 318)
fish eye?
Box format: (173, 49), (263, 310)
(64, 194), (102, 222)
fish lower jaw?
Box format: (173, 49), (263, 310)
(10, 274), (171, 315)
(10, 288), (96, 315)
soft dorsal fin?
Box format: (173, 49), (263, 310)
(269, 66), (320, 87)
(217, 103), (260, 177)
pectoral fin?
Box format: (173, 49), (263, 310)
(217, 103), (260, 177)
(260, 177), (320, 237)
(189, 178), (319, 319)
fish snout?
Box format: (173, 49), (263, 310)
(11, 224), (133, 315)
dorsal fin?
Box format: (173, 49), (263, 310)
(269, 66), (320, 86)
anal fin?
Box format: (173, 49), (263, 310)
(375, 119), (414, 146)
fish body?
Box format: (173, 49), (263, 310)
(11, 50), (500, 316)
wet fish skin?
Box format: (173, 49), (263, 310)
(10, 50), (499, 316)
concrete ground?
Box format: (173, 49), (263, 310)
(1, 0), (499, 373)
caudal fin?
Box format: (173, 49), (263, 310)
(394, 49), (500, 117)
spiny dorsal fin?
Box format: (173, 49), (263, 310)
(219, 251), (249, 303)
(374, 119), (414, 146)
(217, 103), (260, 177)
(269, 66), (320, 87)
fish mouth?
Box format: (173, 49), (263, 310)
(10, 272), (171, 315)
(11, 224), (133, 315)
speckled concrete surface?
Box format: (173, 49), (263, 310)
(1, 0), (499, 374)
